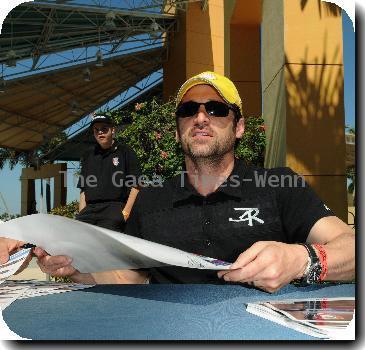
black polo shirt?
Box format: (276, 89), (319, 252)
(77, 141), (141, 204)
(125, 160), (334, 284)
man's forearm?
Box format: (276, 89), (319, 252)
(122, 187), (139, 220)
(69, 269), (149, 285)
(79, 192), (86, 212)
(321, 232), (355, 281)
(70, 271), (96, 285)
(91, 269), (149, 284)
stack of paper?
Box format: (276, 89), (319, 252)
(0, 280), (94, 310)
(246, 297), (355, 339)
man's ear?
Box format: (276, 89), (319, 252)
(235, 117), (245, 139)
(111, 127), (116, 135)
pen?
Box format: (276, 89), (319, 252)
(20, 243), (36, 249)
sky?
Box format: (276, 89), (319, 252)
(0, 7), (356, 216)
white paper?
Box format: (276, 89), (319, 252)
(0, 285), (30, 311)
(0, 249), (31, 284)
(0, 214), (232, 273)
(246, 297), (355, 340)
(3, 280), (94, 300)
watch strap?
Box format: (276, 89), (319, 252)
(298, 243), (322, 284)
(299, 243), (319, 268)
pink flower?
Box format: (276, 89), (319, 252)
(160, 151), (168, 159)
(259, 124), (266, 132)
(155, 132), (162, 140)
(135, 103), (145, 111)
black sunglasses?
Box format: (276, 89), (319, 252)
(93, 125), (111, 134)
(175, 101), (237, 119)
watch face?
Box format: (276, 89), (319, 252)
(307, 262), (322, 283)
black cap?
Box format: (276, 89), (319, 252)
(90, 115), (113, 127)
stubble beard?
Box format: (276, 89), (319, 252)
(180, 130), (236, 167)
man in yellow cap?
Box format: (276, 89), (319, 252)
(1, 72), (355, 292)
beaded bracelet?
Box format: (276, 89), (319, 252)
(313, 243), (328, 281)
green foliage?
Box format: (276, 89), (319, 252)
(50, 201), (79, 219)
(52, 275), (73, 283)
(107, 99), (266, 179)
(235, 116), (266, 167)
(110, 99), (184, 180)
(0, 213), (20, 222)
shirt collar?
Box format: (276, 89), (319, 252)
(94, 141), (119, 155)
(172, 159), (247, 204)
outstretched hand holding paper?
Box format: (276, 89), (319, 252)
(0, 214), (231, 274)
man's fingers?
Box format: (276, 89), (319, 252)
(0, 239), (26, 264)
(33, 247), (48, 259)
(36, 253), (74, 278)
(0, 252), (9, 265)
(221, 258), (265, 282)
(37, 260), (76, 277)
(37, 254), (72, 269)
(230, 241), (271, 270)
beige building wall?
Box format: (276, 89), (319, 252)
(262, 0), (347, 221)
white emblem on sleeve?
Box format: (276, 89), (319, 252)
(229, 208), (265, 226)
(112, 157), (119, 166)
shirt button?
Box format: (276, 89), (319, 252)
(205, 219), (211, 225)
(206, 240), (211, 246)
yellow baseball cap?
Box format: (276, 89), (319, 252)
(176, 71), (243, 116)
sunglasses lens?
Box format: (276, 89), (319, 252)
(176, 102), (200, 118)
(205, 101), (230, 117)
(175, 101), (231, 118)
(94, 126), (110, 133)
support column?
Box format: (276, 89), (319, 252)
(262, 0), (347, 220)
(230, 0), (261, 116)
(20, 163), (67, 215)
(163, 0), (233, 100)
(54, 164), (67, 209)
(20, 178), (35, 216)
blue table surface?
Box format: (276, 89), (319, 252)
(3, 282), (355, 340)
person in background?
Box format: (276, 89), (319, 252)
(76, 114), (141, 232)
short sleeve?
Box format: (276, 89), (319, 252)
(76, 154), (87, 192)
(273, 167), (334, 243)
(125, 146), (142, 180)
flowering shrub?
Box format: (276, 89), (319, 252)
(107, 98), (266, 180)
(50, 200), (79, 219)
(111, 99), (184, 180)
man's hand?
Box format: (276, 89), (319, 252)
(0, 237), (26, 264)
(217, 241), (309, 293)
(0, 237), (33, 275)
(34, 247), (76, 277)
(33, 247), (96, 284)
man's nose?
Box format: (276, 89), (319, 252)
(193, 105), (210, 125)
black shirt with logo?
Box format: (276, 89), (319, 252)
(124, 161), (334, 284)
(77, 141), (141, 205)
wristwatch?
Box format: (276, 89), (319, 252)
(299, 244), (322, 284)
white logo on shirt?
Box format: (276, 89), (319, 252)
(112, 157), (119, 166)
(229, 208), (265, 226)
(324, 204), (330, 211)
